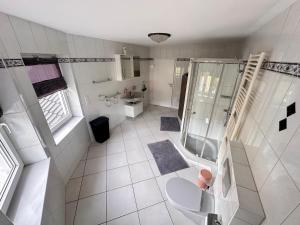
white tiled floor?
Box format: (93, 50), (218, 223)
(65, 105), (199, 225)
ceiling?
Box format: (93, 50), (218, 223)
(0, 0), (296, 46)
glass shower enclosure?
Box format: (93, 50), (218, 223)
(181, 59), (242, 163)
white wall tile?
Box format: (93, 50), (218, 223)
(0, 12), (21, 58)
(281, 126), (300, 190)
(281, 203), (300, 225)
(30, 23), (51, 53)
(0, 68), (24, 114)
(259, 162), (300, 225)
(9, 16), (38, 53)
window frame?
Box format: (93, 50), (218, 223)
(0, 128), (23, 213)
(39, 89), (73, 133)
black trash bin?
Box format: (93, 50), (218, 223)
(90, 116), (110, 143)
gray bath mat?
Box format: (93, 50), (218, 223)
(148, 139), (189, 175)
(160, 117), (180, 131)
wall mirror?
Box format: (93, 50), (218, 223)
(115, 54), (140, 81)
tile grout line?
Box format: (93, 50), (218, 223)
(105, 141), (108, 224)
(132, 118), (175, 225)
(120, 122), (142, 225)
(71, 155), (87, 225)
(67, 107), (179, 224)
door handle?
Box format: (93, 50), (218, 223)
(168, 83), (174, 87)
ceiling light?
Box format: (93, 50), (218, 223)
(148, 33), (171, 43)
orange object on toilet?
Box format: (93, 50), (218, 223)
(197, 169), (212, 189)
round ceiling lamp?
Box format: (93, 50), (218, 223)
(148, 33), (171, 43)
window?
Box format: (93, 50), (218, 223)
(0, 128), (23, 212)
(39, 90), (72, 132)
(23, 54), (72, 132)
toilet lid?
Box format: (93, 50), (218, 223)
(166, 177), (202, 212)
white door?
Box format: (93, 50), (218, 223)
(149, 59), (174, 107)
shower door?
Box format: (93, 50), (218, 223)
(181, 60), (241, 163)
(183, 62), (224, 162)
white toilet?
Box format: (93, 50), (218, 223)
(166, 177), (215, 225)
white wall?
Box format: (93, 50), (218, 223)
(0, 14), (48, 165)
(0, 11), (151, 181)
(0, 13), (91, 184)
(66, 34), (150, 129)
(238, 1), (300, 224)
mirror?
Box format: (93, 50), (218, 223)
(115, 54), (140, 81)
(121, 55), (133, 79)
(133, 56), (140, 77)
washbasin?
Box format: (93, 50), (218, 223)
(122, 92), (143, 103)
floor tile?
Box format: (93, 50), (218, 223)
(107, 185), (137, 220)
(107, 141), (125, 155)
(122, 130), (138, 140)
(87, 143), (107, 159)
(107, 212), (140, 225)
(129, 161), (154, 183)
(144, 147), (154, 160)
(126, 150), (147, 164)
(107, 152), (128, 170)
(66, 177), (82, 203)
(133, 178), (163, 209)
(124, 138), (143, 152)
(84, 157), (107, 175)
(65, 201), (77, 225)
(166, 201), (195, 225)
(80, 171), (106, 198)
(75, 193), (106, 225)
(139, 202), (173, 225)
(156, 172), (178, 200)
(137, 128), (153, 137)
(107, 166), (132, 190)
(149, 160), (161, 176)
(71, 161), (85, 178)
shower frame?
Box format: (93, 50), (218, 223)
(179, 58), (242, 167)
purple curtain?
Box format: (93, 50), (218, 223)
(26, 63), (67, 98)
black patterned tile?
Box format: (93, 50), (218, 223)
(261, 61), (300, 77)
(58, 58), (70, 63)
(3, 58), (24, 67)
(279, 118), (287, 131)
(139, 57), (154, 61)
(287, 102), (296, 117)
(0, 60), (4, 68)
(177, 58), (191, 62)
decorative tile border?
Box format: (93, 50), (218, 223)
(139, 57), (154, 61)
(0, 57), (154, 68)
(58, 57), (115, 63)
(177, 58), (191, 62)
(1, 57), (298, 77)
(3, 59), (24, 67)
(261, 61), (300, 77)
(0, 59), (4, 68)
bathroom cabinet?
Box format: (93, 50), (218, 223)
(124, 101), (143, 118)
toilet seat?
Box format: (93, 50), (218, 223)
(166, 177), (202, 213)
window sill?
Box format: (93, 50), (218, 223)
(53, 116), (85, 145)
(7, 158), (50, 225)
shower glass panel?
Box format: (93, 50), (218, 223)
(181, 59), (240, 163)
